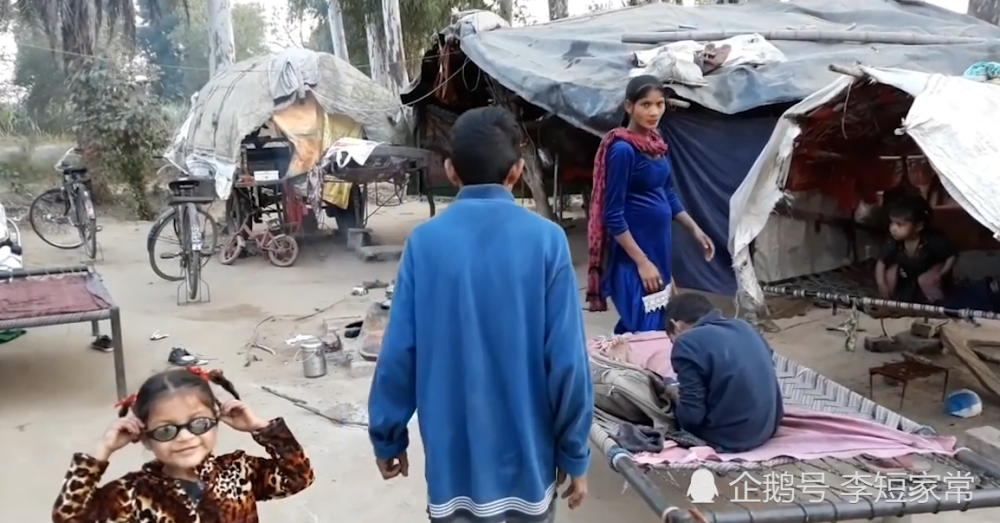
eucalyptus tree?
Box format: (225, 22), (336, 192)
(287, 0), (499, 80)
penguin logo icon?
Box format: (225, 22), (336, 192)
(687, 468), (718, 504)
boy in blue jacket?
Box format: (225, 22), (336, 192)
(368, 106), (593, 523)
(665, 293), (783, 453)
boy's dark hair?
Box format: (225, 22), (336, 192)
(447, 107), (522, 186)
(117, 367), (239, 421)
(664, 293), (715, 333)
(887, 195), (931, 226)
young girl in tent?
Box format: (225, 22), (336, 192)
(52, 367), (314, 523)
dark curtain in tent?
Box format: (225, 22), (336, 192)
(662, 114), (777, 296)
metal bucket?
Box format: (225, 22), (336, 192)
(300, 339), (328, 378)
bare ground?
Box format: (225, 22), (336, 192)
(1, 200), (998, 522)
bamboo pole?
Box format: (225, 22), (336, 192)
(621, 30), (987, 45)
(828, 63), (864, 78)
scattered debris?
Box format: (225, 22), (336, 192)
(168, 347), (207, 366)
(261, 385), (306, 405)
(863, 332), (941, 355)
(910, 320), (944, 339)
(243, 298), (352, 368)
(90, 335), (113, 353)
(286, 334), (317, 346)
(250, 342), (275, 355)
(260, 386), (368, 428)
(150, 330), (169, 341)
(941, 324), (1000, 403)
(352, 279), (390, 296)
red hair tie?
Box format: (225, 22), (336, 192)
(113, 368), (214, 410)
(187, 366), (212, 380)
(115, 393), (137, 410)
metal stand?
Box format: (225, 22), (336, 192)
(176, 276), (211, 306)
(825, 302), (864, 351)
(79, 241), (105, 263)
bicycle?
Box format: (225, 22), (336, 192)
(146, 177), (219, 302)
(218, 211), (299, 267)
(27, 147), (98, 259)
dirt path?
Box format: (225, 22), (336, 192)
(0, 201), (997, 522)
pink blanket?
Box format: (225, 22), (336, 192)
(634, 406), (956, 466)
(588, 331), (675, 378)
(585, 332), (957, 466)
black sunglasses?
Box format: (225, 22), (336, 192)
(146, 417), (218, 442)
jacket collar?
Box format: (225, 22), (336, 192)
(456, 184), (514, 202)
(692, 309), (724, 327)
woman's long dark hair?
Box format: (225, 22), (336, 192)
(621, 74), (667, 126)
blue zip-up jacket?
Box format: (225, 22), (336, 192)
(671, 310), (783, 452)
(368, 184), (593, 523)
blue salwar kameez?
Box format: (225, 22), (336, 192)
(601, 139), (684, 334)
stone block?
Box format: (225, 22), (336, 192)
(910, 320), (942, 339)
(863, 332), (941, 354)
(357, 244), (404, 262)
(346, 228), (372, 251)
(349, 360), (377, 379)
(959, 426), (1000, 466)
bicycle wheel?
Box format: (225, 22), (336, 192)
(76, 187), (97, 259)
(182, 204), (200, 300)
(146, 206), (219, 282)
(28, 187), (84, 249)
(218, 235), (243, 265)
(266, 235), (299, 267)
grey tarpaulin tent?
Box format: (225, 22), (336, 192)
(404, 0), (1000, 136)
(402, 0), (1000, 297)
(166, 49), (411, 199)
(402, 3), (1000, 523)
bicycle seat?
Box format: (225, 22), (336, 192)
(168, 177), (202, 190)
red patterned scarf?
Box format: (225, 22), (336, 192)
(586, 128), (669, 312)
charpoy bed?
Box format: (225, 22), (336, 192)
(0, 265), (126, 399)
(589, 340), (1000, 523)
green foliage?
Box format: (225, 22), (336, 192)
(11, 24), (74, 135)
(68, 58), (172, 220)
(288, 0), (505, 76)
(0, 141), (59, 197)
(168, 0), (270, 95)
(137, 0), (186, 101)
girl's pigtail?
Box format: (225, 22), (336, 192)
(115, 393), (137, 418)
(207, 369), (241, 400)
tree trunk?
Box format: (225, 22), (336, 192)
(327, 0), (350, 62)
(365, 11), (391, 89)
(381, 0), (409, 94)
(548, 0), (569, 20)
(207, 0), (236, 76)
(522, 147), (555, 221)
(499, 0), (514, 23)
(969, 0), (1000, 25)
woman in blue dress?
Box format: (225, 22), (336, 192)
(586, 75), (715, 333)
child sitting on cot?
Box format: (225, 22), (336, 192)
(52, 367), (315, 523)
(875, 195), (957, 304)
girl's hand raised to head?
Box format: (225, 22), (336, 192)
(93, 418), (144, 461)
(220, 400), (269, 433)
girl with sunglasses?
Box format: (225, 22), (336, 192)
(52, 367), (314, 523)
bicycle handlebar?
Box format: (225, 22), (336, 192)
(54, 147), (83, 171)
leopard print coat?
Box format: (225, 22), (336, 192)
(52, 418), (314, 523)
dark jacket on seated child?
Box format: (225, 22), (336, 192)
(669, 306), (784, 453)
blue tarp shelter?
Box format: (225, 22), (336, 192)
(403, 0), (1000, 296)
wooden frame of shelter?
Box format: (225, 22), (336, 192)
(750, 64), (1000, 401)
(756, 66), (1000, 320)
